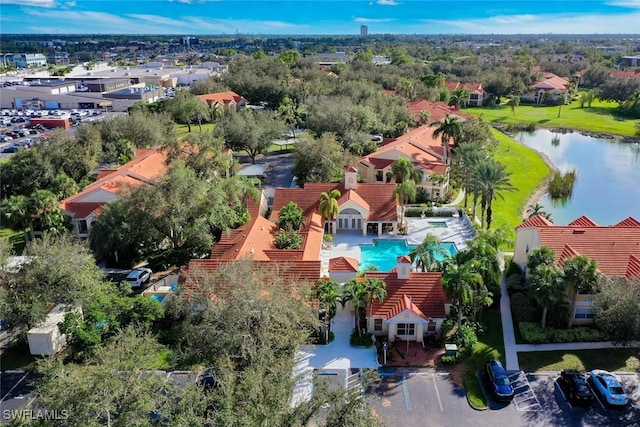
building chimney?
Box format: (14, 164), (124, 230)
(344, 167), (358, 190)
(396, 256), (411, 279)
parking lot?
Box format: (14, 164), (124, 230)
(367, 368), (639, 427)
(0, 370), (41, 424)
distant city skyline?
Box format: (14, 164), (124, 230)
(1, 0), (640, 35)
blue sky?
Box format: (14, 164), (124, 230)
(1, 0), (640, 35)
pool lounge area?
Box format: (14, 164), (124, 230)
(325, 215), (475, 276)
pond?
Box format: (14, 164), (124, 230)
(515, 129), (640, 225)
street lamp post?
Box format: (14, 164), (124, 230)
(383, 342), (387, 365)
(325, 323), (329, 344)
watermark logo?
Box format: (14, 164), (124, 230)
(3, 409), (69, 421)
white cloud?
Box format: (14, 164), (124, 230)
(606, 0), (640, 8)
(0, 0), (56, 7)
(376, 0), (400, 6)
(419, 11), (640, 34)
(354, 17), (394, 23)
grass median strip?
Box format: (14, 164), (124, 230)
(518, 348), (640, 372)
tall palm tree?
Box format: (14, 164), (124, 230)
(364, 277), (387, 320)
(342, 278), (369, 336)
(462, 237), (501, 294)
(507, 94), (520, 115)
(409, 234), (448, 272)
(528, 264), (566, 330)
(431, 114), (463, 165)
(450, 142), (485, 208)
(470, 159), (515, 229)
(393, 181), (417, 228)
(318, 189), (341, 234)
(526, 246), (556, 273)
(315, 280), (341, 334)
(449, 87), (470, 109)
(391, 157), (416, 184)
(563, 255), (600, 329)
(442, 261), (483, 328)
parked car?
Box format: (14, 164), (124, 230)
(485, 359), (514, 401)
(197, 368), (219, 392)
(588, 369), (628, 406)
(125, 267), (152, 288)
(2, 144), (21, 153)
(0, 135), (13, 142)
(559, 369), (593, 406)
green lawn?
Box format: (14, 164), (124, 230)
(465, 100), (638, 137)
(0, 227), (27, 254)
(472, 129), (551, 244)
(518, 348), (640, 372)
(174, 122), (216, 136)
(462, 309), (506, 408)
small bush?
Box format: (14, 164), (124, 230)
(440, 354), (459, 365)
(274, 230), (302, 249)
(510, 293), (537, 323)
(518, 322), (608, 344)
(505, 259), (523, 277)
(506, 273), (526, 293)
(350, 329), (373, 347)
(323, 234), (333, 243)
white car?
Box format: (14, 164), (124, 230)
(125, 268), (152, 288)
(588, 369), (628, 406)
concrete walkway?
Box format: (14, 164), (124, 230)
(292, 307), (379, 406)
(443, 189), (465, 207)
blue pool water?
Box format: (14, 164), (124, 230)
(150, 294), (165, 303)
(359, 239), (457, 272)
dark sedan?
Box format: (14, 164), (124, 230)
(559, 369), (594, 406)
(485, 359), (514, 401)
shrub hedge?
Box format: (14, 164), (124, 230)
(518, 322), (608, 344)
(510, 292), (537, 323)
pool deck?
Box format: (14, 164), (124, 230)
(322, 216), (475, 276)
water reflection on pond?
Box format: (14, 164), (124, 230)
(514, 129), (640, 225)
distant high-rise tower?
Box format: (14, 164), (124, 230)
(360, 25), (368, 36)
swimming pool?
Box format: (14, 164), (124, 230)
(428, 221), (448, 228)
(359, 239), (457, 272)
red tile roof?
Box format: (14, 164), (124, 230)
(196, 91), (245, 106)
(445, 81), (484, 94)
(568, 215), (598, 227)
(60, 148), (168, 219)
(519, 216), (640, 279)
(272, 183), (397, 223)
(611, 70), (640, 80)
(532, 74), (569, 92)
(365, 271), (446, 320)
(329, 256), (359, 273)
(406, 99), (474, 123)
(359, 125), (448, 175)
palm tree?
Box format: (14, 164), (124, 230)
(318, 189), (341, 234)
(391, 157), (414, 184)
(462, 237), (501, 294)
(393, 181), (417, 228)
(563, 255), (600, 329)
(431, 114), (463, 164)
(526, 246), (556, 273)
(277, 201), (305, 232)
(418, 110), (431, 126)
(528, 264), (566, 329)
(450, 142), (485, 208)
(364, 277), (387, 320)
(342, 278), (369, 336)
(507, 94), (520, 115)
(442, 261), (483, 328)
(473, 288), (494, 323)
(315, 280), (341, 334)
(526, 203), (552, 221)
(409, 234), (448, 272)
(0, 195), (32, 244)
(470, 159), (515, 229)
(449, 87), (470, 109)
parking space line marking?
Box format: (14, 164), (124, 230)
(1, 372), (28, 402)
(510, 371), (542, 412)
(402, 374), (411, 412)
(432, 377), (443, 411)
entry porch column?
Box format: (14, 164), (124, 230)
(377, 222), (382, 237)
